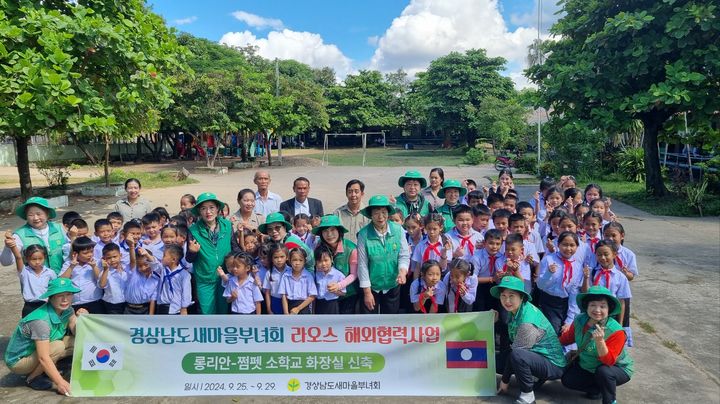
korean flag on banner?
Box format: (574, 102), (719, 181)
(82, 343), (124, 371)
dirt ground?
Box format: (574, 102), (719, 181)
(0, 162), (718, 403)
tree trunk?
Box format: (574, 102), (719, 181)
(75, 141), (100, 165)
(265, 131), (273, 166)
(640, 111), (669, 197)
(103, 134), (111, 187)
(135, 136), (143, 162)
(15, 136), (33, 200)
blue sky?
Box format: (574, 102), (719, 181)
(148, 0), (561, 87)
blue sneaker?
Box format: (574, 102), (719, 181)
(26, 374), (53, 390)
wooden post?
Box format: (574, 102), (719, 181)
(362, 132), (367, 166)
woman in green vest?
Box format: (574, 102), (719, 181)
(394, 170), (432, 218)
(357, 195), (410, 314)
(560, 286), (633, 404)
(491, 276), (566, 404)
(186, 192), (233, 314)
(436, 179), (467, 232)
(313, 215), (358, 314)
(5, 278), (87, 394)
(1, 197), (65, 275)
(259, 212), (314, 270)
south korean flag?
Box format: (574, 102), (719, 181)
(82, 343), (124, 371)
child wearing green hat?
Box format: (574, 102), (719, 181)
(2, 197), (65, 275)
(394, 170), (432, 218)
(436, 179), (468, 232)
(5, 278), (88, 395)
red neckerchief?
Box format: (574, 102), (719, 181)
(594, 267), (613, 289)
(423, 241), (442, 262)
(488, 254), (498, 275)
(459, 235), (475, 255)
(452, 285), (462, 313)
(615, 256), (624, 269)
(419, 286), (438, 313)
(588, 236), (599, 253)
(561, 257), (575, 287)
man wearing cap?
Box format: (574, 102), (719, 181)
(395, 170), (432, 218)
(333, 179), (369, 243)
(435, 179), (468, 232)
(492, 276), (566, 404)
(253, 170), (283, 216)
(186, 192), (233, 314)
(1, 197), (65, 274)
(279, 177), (324, 218)
(356, 195), (410, 314)
(5, 278), (87, 394)
(260, 212), (314, 270)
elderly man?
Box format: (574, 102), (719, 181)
(253, 170), (282, 216)
(279, 177), (324, 218)
(333, 179), (369, 243)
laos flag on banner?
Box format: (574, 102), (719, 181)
(446, 341), (487, 368)
(82, 343), (124, 371)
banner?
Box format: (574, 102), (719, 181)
(70, 312), (496, 397)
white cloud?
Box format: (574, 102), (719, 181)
(231, 11), (284, 30)
(219, 29), (353, 79)
(368, 0), (545, 88)
(367, 36), (379, 46)
(173, 16), (197, 26)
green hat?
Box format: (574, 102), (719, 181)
(398, 170), (427, 188)
(576, 286), (622, 317)
(191, 192), (226, 216)
(259, 212), (292, 234)
(39, 278), (80, 300)
(490, 276), (531, 302)
(438, 179), (468, 198)
(15, 197), (57, 220)
(361, 195), (396, 218)
(312, 215), (349, 236)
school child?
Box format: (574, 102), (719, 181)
(581, 240), (632, 322)
(590, 199), (616, 226)
(501, 234), (533, 293)
(516, 202), (544, 258)
(98, 243), (127, 314)
(124, 244), (160, 314)
(491, 209), (512, 241)
(106, 212), (124, 243)
(118, 220), (143, 270)
(503, 194), (518, 213)
(436, 179), (467, 232)
(395, 170), (433, 218)
(574, 203), (590, 225)
(403, 214), (424, 254)
(603, 222), (638, 345)
(471, 204), (491, 237)
(313, 245), (347, 314)
(161, 225), (179, 247)
(411, 213), (452, 278)
(543, 209), (569, 254)
(262, 242), (291, 314)
(530, 177), (556, 220)
(409, 260), (446, 313)
(388, 210), (405, 226)
(92, 219), (115, 264)
(140, 213), (164, 261)
(60, 236), (104, 313)
(582, 212), (604, 253)
(223, 253), (263, 315)
(61, 211), (82, 233)
(291, 213), (317, 251)
(169, 214), (188, 228)
(538, 186), (564, 227)
(153, 245), (191, 315)
(471, 229), (505, 312)
(465, 190), (484, 208)
(555, 214), (589, 264)
(253, 242), (270, 289)
(443, 258), (477, 313)
(536, 231), (584, 335)
(62, 218), (90, 261)
(448, 205), (482, 261)
(5, 240), (57, 317)
(152, 207), (171, 228)
(486, 193), (505, 215)
(563, 188), (584, 214)
(180, 194), (196, 212)
(313, 215), (359, 315)
(584, 183), (603, 204)
(278, 248), (317, 314)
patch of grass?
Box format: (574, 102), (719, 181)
(592, 180), (720, 217)
(662, 339), (683, 354)
(303, 147), (466, 167)
(84, 169), (198, 189)
(637, 319), (656, 334)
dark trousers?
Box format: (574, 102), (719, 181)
(22, 301), (45, 318)
(124, 302), (150, 315)
(496, 349), (564, 393)
(103, 301), (126, 314)
(399, 272), (413, 313)
(315, 299), (339, 314)
(288, 299), (312, 314)
(538, 290), (568, 336)
(360, 286), (400, 314)
(338, 295), (358, 314)
(155, 304), (172, 315)
(73, 299), (105, 314)
(562, 361), (630, 404)
(473, 283), (494, 311)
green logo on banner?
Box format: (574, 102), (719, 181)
(287, 378), (300, 392)
(181, 352), (385, 374)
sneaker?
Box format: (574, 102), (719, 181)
(26, 375), (53, 390)
(514, 399), (536, 404)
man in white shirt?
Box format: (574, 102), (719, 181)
(253, 170), (282, 216)
(279, 177), (324, 218)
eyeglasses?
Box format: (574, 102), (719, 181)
(267, 225), (285, 232)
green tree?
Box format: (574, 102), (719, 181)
(327, 70), (401, 132)
(528, 0), (720, 196)
(467, 96), (531, 154)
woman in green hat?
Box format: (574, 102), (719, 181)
(435, 179), (468, 232)
(356, 195), (410, 314)
(394, 170), (432, 218)
(259, 212), (314, 270)
(560, 286), (633, 404)
(5, 278), (88, 395)
(186, 192), (233, 314)
(492, 276), (566, 404)
(313, 215), (358, 314)
(1, 197), (65, 274)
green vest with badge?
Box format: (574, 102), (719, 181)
(358, 221), (403, 291)
(574, 313), (634, 377)
(508, 301), (567, 368)
(4, 303), (73, 368)
(15, 222), (65, 275)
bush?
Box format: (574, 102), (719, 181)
(618, 147), (645, 182)
(463, 147), (487, 165)
(684, 178), (709, 216)
(515, 155), (537, 174)
(539, 161), (560, 178)
(35, 161), (71, 189)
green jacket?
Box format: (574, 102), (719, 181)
(15, 222), (65, 275)
(358, 221), (404, 291)
(508, 301), (567, 368)
(4, 303), (73, 368)
(574, 313), (634, 377)
(435, 203), (458, 232)
(189, 217), (233, 284)
(394, 193), (432, 218)
(332, 238), (358, 297)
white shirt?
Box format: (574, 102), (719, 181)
(254, 191), (282, 216)
(294, 199), (310, 215)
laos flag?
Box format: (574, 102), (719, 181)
(446, 341), (487, 368)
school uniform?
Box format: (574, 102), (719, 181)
(293, 231), (317, 251)
(262, 266), (291, 314)
(18, 266), (57, 317)
(118, 239), (138, 270)
(536, 252), (584, 335)
(155, 265), (192, 315)
(124, 263), (160, 314)
(496, 256), (533, 294)
(99, 267), (128, 314)
(584, 234), (603, 255)
(62, 261), (104, 313)
(93, 239), (111, 264)
(409, 278), (447, 313)
(411, 238), (452, 271)
(278, 270), (318, 314)
(442, 272), (477, 313)
(447, 227), (482, 261)
(223, 277), (264, 314)
(527, 225), (545, 256)
(140, 236), (164, 261)
(470, 248), (504, 311)
(314, 267), (346, 314)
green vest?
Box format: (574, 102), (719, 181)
(189, 218), (233, 284)
(332, 239), (358, 297)
(284, 234), (314, 271)
(574, 313), (634, 377)
(395, 193), (431, 218)
(4, 303), (73, 367)
(435, 204), (456, 232)
(358, 221), (404, 291)
(508, 301), (567, 368)
(15, 222), (65, 275)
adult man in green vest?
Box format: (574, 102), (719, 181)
(394, 170), (432, 218)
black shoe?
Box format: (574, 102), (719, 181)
(585, 391), (601, 400)
(26, 375), (53, 390)
(533, 378), (547, 390)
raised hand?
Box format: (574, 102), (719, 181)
(549, 263), (558, 274)
(188, 239), (201, 253)
(4, 230), (16, 249)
